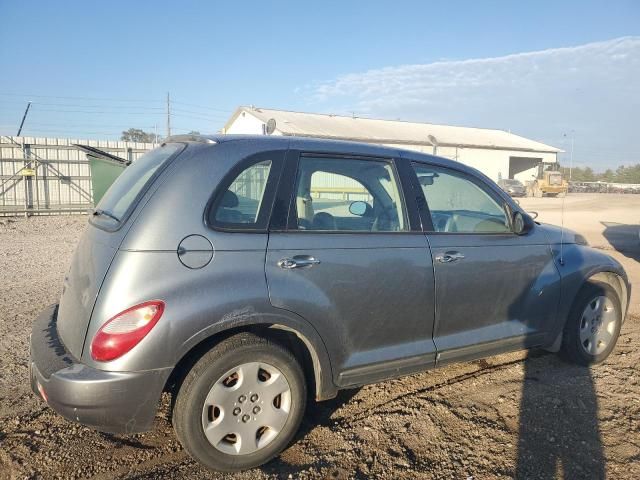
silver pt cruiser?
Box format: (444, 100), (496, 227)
(30, 135), (630, 471)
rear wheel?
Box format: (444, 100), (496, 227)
(560, 281), (622, 365)
(173, 333), (307, 471)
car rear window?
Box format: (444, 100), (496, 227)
(94, 143), (184, 224)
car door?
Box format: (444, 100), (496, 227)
(266, 151), (436, 388)
(410, 161), (561, 364)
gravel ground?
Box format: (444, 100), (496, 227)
(1, 195), (639, 479)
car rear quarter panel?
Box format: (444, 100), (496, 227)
(82, 140), (334, 396)
(57, 224), (119, 359)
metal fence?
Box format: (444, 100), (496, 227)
(0, 136), (154, 216)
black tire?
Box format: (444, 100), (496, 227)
(560, 281), (622, 366)
(173, 332), (307, 472)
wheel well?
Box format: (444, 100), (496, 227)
(164, 324), (319, 406)
(588, 272), (629, 319)
(545, 271), (628, 353)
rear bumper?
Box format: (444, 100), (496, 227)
(29, 304), (172, 434)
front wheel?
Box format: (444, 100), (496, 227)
(560, 281), (622, 365)
(173, 333), (307, 472)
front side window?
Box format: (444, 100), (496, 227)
(293, 156), (408, 232)
(413, 164), (510, 233)
(212, 160), (272, 225)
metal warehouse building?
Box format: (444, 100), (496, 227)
(223, 106), (561, 183)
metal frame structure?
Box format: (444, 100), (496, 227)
(0, 136), (153, 216)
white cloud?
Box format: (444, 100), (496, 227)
(305, 37), (640, 169)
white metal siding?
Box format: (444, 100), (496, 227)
(225, 110), (559, 184)
(0, 136), (155, 215)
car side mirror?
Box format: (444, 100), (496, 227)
(349, 201), (368, 216)
(513, 211), (534, 235)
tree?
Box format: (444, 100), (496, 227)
(121, 128), (156, 143)
(187, 130), (201, 135)
(564, 164), (640, 184)
(562, 166), (595, 182)
(615, 164), (640, 184)
(601, 169), (615, 182)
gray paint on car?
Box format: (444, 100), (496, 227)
(30, 134), (631, 436)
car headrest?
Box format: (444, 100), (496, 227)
(311, 212), (337, 230)
(221, 190), (239, 208)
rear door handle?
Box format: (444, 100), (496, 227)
(435, 251), (465, 263)
(277, 255), (321, 269)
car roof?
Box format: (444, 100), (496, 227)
(163, 134), (484, 178)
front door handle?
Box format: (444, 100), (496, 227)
(435, 251), (465, 263)
(277, 255), (321, 269)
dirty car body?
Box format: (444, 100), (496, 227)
(30, 135), (630, 467)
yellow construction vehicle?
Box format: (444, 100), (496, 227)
(525, 162), (568, 198)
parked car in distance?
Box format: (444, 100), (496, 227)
(498, 178), (527, 197)
(30, 135), (631, 472)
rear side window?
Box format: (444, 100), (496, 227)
(214, 160), (272, 224)
(207, 152), (284, 231)
(95, 143), (183, 224)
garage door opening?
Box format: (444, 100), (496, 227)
(509, 156), (542, 182)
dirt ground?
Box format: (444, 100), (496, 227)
(0, 193), (638, 479)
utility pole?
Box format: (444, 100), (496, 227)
(569, 131), (575, 181)
(17, 102), (32, 136)
(563, 131), (575, 180)
(166, 92), (171, 137)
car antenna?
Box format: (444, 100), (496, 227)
(559, 168), (566, 266)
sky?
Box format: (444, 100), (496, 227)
(0, 0), (638, 170)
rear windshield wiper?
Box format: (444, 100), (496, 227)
(92, 208), (120, 222)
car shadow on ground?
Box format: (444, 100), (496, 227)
(516, 350), (605, 479)
(601, 221), (640, 262)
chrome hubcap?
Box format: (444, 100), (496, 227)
(579, 295), (617, 356)
(201, 362), (291, 455)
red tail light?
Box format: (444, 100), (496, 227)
(90, 301), (165, 362)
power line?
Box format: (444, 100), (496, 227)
(4, 121), (158, 129)
(0, 92), (163, 104)
(171, 112), (227, 122)
(3, 105), (228, 122)
(171, 107), (229, 119)
(171, 99), (233, 114)
(10, 126), (121, 133)
(166, 92), (171, 137)
(29, 108), (166, 115)
(4, 127), (123, 136)
(6, 105), (232, 120)
(0, 97), (232, 121)
(0, 100), (165, 110)
(0, 94), (234, 115)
